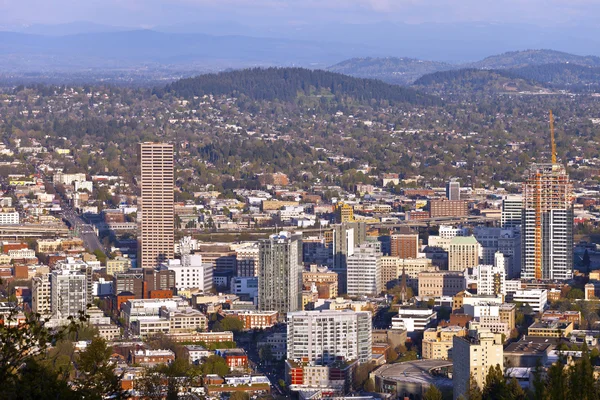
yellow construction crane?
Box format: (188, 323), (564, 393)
(549, 110), (557, 164)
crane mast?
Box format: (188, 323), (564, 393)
(550, 110), (557, 164)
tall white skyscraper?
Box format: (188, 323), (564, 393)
(286, 310), (372, 364)
(521, 163), (573, 280)
(258, 232), (303, 315)
(139, 142), (174, 269)
(347, 243), (382, 297)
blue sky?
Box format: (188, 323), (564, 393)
(1, 0), (599, 28)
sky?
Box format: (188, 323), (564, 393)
(1, 0), (599, 28)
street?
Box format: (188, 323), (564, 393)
(61, 206), (106, 255)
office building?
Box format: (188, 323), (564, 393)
(331, 222), (367, 294)
(422, 326), (466, 360)
(390, 233), (419, 259)
(235, 243), (259, 277)
(286, 309), (372, 364)
(165, 236), (213, 293)
(346, 243), (382, 297)
(473, 227), (502, 265)
(418, 271), (466, 297)
(138, 142), (174, 269)
(448, 236), (481, 271)
(498, 229), (521, 279)
(0, 211), (19, 225)
(477, 264), (506, 296)
(106, 257), (131, 276)
(446, 179), (460, 201)
(303, 266), (338, 299)
(501, 195), (523, 229)
(512, 289), (547, 313)
(334, 202), (354, 223)
(429, 200), (468, 218)
(453, 331), (504, 400)
(521, 163), (573, 280)
(32, 273), (51, 316)
(258, 232), (303, 315)
(392, 308), (437, 332)
(382, 257), (437, 289)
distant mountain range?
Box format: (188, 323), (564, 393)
(329, 50), (600, 85)
(0, 30), (377, 72)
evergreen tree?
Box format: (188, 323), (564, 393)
(547, 356), (569, 400)
(423, 384), (443, 400)
(467, 374), (483, 400)
(482, 364), (510, 400)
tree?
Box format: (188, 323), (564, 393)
(213, 316), (245, 333)
(531, 360), (547, 400)
(482, 364), (510, 400)
(423, 384), (443, 400)
(466, 374), (483, 400)
(75, 337), (125, 399)
(353, 363), (377, 390)
(0, 308), (79, 392)
(385, 346), (399, 363)
(567, 288), (584, 300)
(547, 357), (569, 400)
(259, 345), (274, 363)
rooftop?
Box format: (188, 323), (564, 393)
(450, 236), (479, 245)
(373, 360), (453, 387)
(505, 340), (552, 354)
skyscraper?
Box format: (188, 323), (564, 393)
(258, 232), (303, 315)
(139, 142), (174, 269)
(331, 221), (367, 294)
(446, 179), (460, 201)
(521, 163), (573, 280)
(347, 243), (382, 296)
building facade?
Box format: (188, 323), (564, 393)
(521, 163), (573, 280)
(286, 310), (372, 364)
(258, 232), (303, 315)
(138, 142), (174, 269)
(346, 243), (382, 297)
(448, 236), (481, 272)
(453, 332), (504, 400)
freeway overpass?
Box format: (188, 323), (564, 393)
(0, 224), (70, 239)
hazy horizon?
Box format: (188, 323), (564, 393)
(2, 0), (600, 29)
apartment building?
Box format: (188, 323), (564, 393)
(258, 232), (303, 315)
(286, 309), (372, 364)
(422, 326), (466, 360)
(453, 331), (504, 400)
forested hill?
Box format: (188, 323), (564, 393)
(413, 69), (545, 96)
(156, 67), (442, 106)
(469, 49), (600, 69)
(509, 63), (600, 89)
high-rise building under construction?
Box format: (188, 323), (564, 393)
(521, 163), (573, 280)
